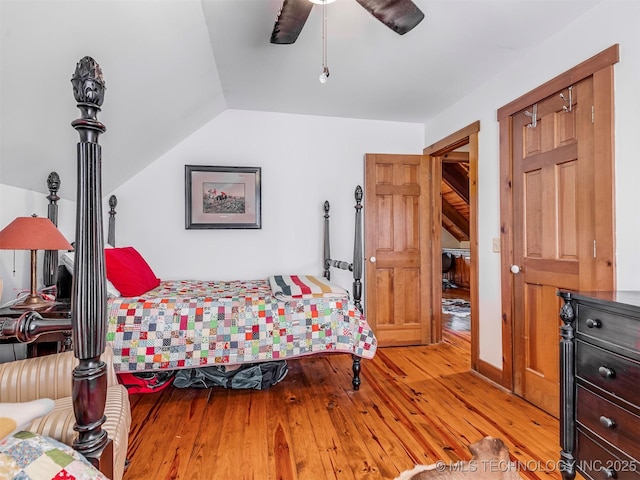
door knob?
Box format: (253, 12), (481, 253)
(369, 256), (377, 263)
(510, 265), (521, 274)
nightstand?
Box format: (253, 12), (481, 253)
(0, 302), (72, 357)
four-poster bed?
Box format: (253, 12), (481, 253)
(56, 186), (373, 390)
(0, 56), (375, 479)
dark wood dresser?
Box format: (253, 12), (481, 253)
(558, 291), (640, 480)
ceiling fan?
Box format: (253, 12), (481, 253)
(270, 0), (425, 45)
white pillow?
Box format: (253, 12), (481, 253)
(0, 399), (54, 440)
(60, 251), (121, 298)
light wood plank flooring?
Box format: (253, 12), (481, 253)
(123, 300), (565, 480)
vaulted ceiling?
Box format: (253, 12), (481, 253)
(0, 0), (601, 200)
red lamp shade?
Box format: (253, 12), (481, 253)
(0, 215), (73, 309)
(0, 216), (73, 251)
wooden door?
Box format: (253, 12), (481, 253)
(511, 76), (607, 417)
(364, 154), (433, 346)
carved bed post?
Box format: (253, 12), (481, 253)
(43, 172), (61, 287)
(352, 185), (363, 313)
(69, 56), (113, 476)
(322, 187), (365, 390)
(320, 186), (366, 390)
(107, 195), (117, 247)
(558, 291), (576, 480)
(323, 201), (331, 280)
(351, 186), (364, 390)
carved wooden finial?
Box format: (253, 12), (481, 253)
(109, 194), (118, 212)
(355, 185), (363, 207)
(47, 171), (61, 194)
(71, 56), (105, 106)
(71, 56), (106, 143)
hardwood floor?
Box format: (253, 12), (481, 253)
(123, 306), (566, 480)
(442, 286), (471, 345)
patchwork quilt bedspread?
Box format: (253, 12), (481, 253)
(106, 278), (377, 372)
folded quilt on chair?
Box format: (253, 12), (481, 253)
(0, 431), (108, 479)
(269, 275), (348, 300)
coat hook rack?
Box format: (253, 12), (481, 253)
(560, 86), (573, 112)
(525, 103), (537, 128)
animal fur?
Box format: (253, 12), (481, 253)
(395, 437), (522, 479)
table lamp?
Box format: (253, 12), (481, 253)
(0, 214), (73, 310)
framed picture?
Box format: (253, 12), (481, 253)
(185, 165), (262, 229)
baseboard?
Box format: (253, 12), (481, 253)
(474, 358), (508, 390)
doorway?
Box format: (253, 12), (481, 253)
(441, 146), (472, 347)
(423, 122), (479, 371)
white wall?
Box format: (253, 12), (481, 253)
(424, 0), (640, 368)
(108, 110), (424, 294)
(441, 229), (463, 249)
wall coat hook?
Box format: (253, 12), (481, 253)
(560, 86), (573, 112)
(525, 104), (537, 128)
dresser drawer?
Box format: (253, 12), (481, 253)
(577, 385), (640, 461)
(576, 429), (640, 479)
(576, 304), (640, 356)
(577, 341), (640, 407)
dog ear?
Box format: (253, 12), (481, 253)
(468, 438), (483, 458)
(469, 436), (506, 459)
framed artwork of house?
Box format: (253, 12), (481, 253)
(185, 165), (262, 229)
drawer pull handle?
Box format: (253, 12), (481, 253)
(599, 416), (616, 428)
(598, 366), (615, 379)
(586, 318), (602, 328)
(602, 467), (617, 479)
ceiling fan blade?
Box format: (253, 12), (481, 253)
(270, 0), (314, 44)
(354, 0), (425, 35)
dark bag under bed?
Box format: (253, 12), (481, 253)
(173, 361), (288, 390)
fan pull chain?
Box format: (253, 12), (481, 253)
(319, 0), (329, 83)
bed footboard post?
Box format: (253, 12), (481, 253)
(69, 56), (113, 477)
(323, 201), (331, 280)
(43, 172), (61, 287)
(352, 356), (361, 390)
(107, 195), (117, 247)
(352, 186), (363, 312)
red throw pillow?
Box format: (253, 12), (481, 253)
(105, 247), (160, 297)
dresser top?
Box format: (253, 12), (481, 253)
(562, 290), (640, 311)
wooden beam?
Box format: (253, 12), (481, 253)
(442, 163), (469, 203)
(442, 198), (469, 239)
(442, 151), (469, 163)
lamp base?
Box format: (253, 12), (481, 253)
(11, 293), (55, 311)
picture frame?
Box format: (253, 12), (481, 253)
(185, 165), (262, 229)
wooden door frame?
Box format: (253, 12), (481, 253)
(497, 44), (618, 390)
(423, 121), (480, 371)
